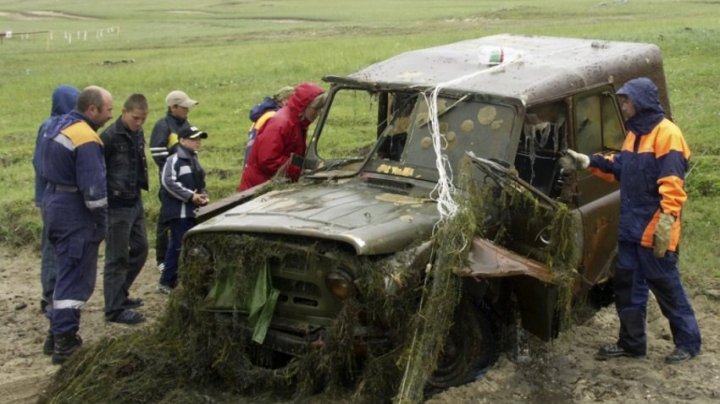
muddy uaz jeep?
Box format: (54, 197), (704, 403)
(184, 34), (672, 389)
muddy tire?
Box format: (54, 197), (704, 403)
(426, 300), (498, 389)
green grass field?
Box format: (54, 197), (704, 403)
(1, 0), (718, 282)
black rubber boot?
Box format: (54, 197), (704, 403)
(52, 333), (83, 365)
(42, 331), (54, 355)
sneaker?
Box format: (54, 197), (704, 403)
(43, 332), (54, 356)
(595, 343), (645, 360)
(665, 347), (695, 364)
(157, 284), (173, 295)
(52, 333), (83, 365)
(106, 309), (145, 325)
(157, 262), (165, 273)
(122, 297), (144, 309)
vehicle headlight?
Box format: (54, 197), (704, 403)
(185, 244), (213, 274)
(325, 269), (355, 300)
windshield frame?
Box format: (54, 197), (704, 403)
(304, 82), (526, 185)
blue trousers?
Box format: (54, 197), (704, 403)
(40, 211), (58, 312)
(614, 241), (701, 355)
(103, 200), (148, 316)
(44, 191), (102, 336)
(159, 218), (194, 288)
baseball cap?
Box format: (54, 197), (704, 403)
(165, 90), (198, 108)
(178, 126), (208, 139)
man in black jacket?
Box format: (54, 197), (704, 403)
(100, 94), (150, 324)
(149, 90), (198, 272)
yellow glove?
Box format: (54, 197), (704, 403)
(564, 149), (590, 171)
(653, 213), (675, 258)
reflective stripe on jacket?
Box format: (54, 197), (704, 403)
(160, 145), (206, 223)
(150, 112), (191, 170)
(42, 111), (108, 216)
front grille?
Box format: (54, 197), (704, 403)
(266, 244), (342, 320)
(185, 233), (350, 327)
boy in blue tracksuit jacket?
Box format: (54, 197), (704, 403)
(157, 126), (209, 293)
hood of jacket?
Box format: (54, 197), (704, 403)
(249, 97), (280, 122)
(617, 77), (665, 136)
(285, 82), (325, 128)
(50, 85), (80, 117)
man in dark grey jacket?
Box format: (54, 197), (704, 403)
(100, 94), (150, 324)
(149, 90), (198, 271)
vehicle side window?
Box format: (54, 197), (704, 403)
(574, 91), (625, 154)
(574, 90), (624, 205)
(601, 92), (625, 150)
(575, 95), (602, 154)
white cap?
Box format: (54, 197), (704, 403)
(165, 90), (198, 108)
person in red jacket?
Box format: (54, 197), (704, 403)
(239, 82), (326, 191)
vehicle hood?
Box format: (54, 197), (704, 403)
(189, 181), (439, 255)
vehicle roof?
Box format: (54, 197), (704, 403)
(327, 34), (669, 108)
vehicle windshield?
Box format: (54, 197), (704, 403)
(308, 87), (518, 184)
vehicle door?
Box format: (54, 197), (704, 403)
(571, 86), (624, 288)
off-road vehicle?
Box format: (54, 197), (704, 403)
(185, 34), (672, 388)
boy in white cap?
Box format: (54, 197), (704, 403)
(150, 90), (198, 272)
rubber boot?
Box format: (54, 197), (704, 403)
(52, 332), (83, 365)
(43, 331), (54, 355)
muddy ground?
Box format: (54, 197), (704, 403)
(1, 246), (719, 403)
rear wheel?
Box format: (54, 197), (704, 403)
(426, 300), (498, 389)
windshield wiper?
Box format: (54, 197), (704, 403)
(465, 151), (558, 208)
(304, 157), (366, 176)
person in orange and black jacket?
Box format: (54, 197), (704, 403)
(238, 82), (326, 191)
(563, 77), (701, 364)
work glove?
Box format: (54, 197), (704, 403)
(653, 213), (675, 258)
(559, 149), (590, 173)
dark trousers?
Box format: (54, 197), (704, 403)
(159, 218), (194, 288)
(614, 241), (702, 355)
(155, 189), (169, 265)
(103, 200), (148, 316)
(40, 212), (58, 312)
(44, 191), (102, 336)
(155, 220), (169, 265)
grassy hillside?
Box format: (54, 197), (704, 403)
(1, 0), (718, 281)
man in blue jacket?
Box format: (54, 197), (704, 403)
(32, 85), (79, 354)
(42, 85), (113, 364)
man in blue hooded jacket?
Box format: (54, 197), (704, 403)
(32, 85), (80, 354)
(563, 77), (701, 364)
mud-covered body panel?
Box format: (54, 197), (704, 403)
(190, 181), (438, 255)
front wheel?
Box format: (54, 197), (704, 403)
(426, 300), (498, 389)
